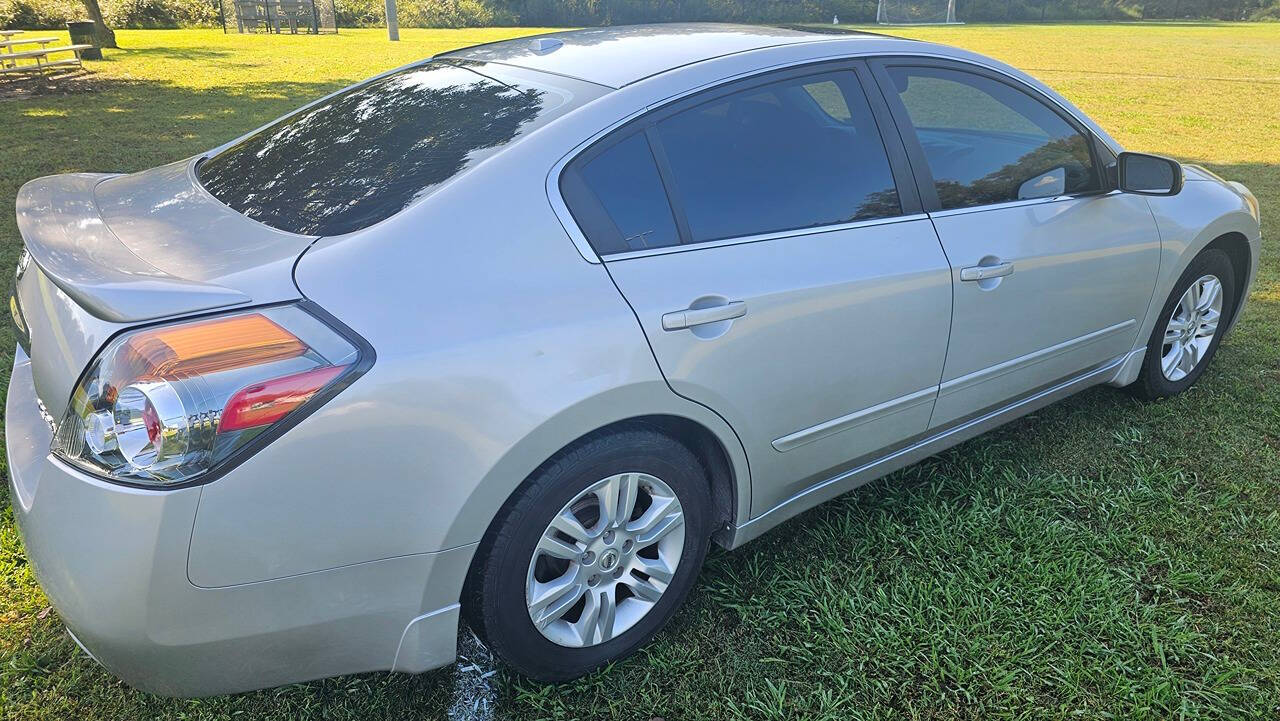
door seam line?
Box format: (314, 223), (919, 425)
(924, 210), (954, 429)
(596, 259), (755, 518)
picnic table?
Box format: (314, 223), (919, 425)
(0, 37), (57, 47)
(0, 34), (94, 77)
(2, 36), (57, 67)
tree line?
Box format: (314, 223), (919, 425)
(479, 0), (1280, 25)
(5, 0), (1279, 32)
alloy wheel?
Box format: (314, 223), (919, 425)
(1161, 274), (1223, 382)
(525, 472), (685, 648)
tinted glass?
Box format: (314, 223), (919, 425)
(200, 61), (595, 236)
(888, 66), (1101, 210)
(1121, 154), (1177, 193)
(655, 71), (900, 243)
(563, 133), (681, 255)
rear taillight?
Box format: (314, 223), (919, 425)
(10, 249), (31, 354)
(52, 303), (367, 486)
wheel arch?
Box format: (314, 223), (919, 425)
(1140, 183), (1260, 352)
(452, 392), (750, 632)
(1203, 231), (1252, 332)
(438, 381), (751, 557)
(626, 414), (740, 545)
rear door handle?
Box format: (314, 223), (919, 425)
(960, 262), (1015, 282)
(662, 301), (746, 331)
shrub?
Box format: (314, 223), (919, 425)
(105, 0), (220, 28)
(3, 0), (1278, 31)
(1249, 2), (1280, 17)
(0, 0), (218, 28)
(333, 0), (381, 26)
(0, 0), (81, 28)
(334, 0), (503, 28)
(398, 0), (495, 27)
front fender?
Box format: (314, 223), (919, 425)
(1140, 179), (1260, 345)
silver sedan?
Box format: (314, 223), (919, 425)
(7, 24), (1260, 695)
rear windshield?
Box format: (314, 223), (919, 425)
(198, 60), (601, 236)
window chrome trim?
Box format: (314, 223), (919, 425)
(926, 189), (1124, 219)
(546, 109), (648, 264)
(601, 213), (930, 262)
(545, 47), (1114, 264)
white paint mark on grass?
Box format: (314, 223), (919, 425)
(448, 627), (498, 721)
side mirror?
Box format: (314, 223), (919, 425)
(1117, 151), (1183, 196)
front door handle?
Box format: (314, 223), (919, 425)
(662, 301), (746, 331)
(960, 261), (1015, 282)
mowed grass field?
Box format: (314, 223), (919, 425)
(2, 22), (1279, 721)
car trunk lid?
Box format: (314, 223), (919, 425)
(13, 161), (316, 417)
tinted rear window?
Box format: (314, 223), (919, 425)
(199, 61), (600, 236)
(655, 71), (900, 243)
(562, 69), (902, 256)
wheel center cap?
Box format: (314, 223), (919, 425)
(600, 550), (619, 571)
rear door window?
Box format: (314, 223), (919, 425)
(654, 71), (901, 243)
(562, 68), (903, 256)
(199, 61), (600, 236)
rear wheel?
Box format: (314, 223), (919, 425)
(1129, 248), (1235, 400)
(467, 426), (711, 681)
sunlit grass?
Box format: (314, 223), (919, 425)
(2, 22), (1279, 720)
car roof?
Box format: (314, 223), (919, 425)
(438, 23), (905, 89)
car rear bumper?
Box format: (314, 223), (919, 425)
(7, 348), (475, 697)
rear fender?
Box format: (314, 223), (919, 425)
(437, 381), (752, 551)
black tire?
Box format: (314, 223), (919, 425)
(1129, 248), (1236, 400)
(465, 424), (712, 682)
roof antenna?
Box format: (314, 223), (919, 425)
(528, 37), (563, 55)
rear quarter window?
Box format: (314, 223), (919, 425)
(560, 132), (683, 255)
(199, 61), (601, 236)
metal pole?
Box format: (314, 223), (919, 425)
(385, 0), (399, 41)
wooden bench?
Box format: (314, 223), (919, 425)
(0, 37), (59, 48)
(0, 44), (96, 77)
(1, 36), (59, 68)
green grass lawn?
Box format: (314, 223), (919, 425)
(2, 23), (1279, 720)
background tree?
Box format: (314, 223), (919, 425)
(80, 0), (117, 48)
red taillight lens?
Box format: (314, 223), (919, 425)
(220, 364), (347, 432)
(142, 400), (163, 445)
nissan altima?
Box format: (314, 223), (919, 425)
(7, 24), (1260, 695)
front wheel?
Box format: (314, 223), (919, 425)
(466, 425), (711, 681)
(1129, 248), (1236, 400)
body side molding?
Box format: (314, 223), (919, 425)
(724, 354), (1127, 549)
